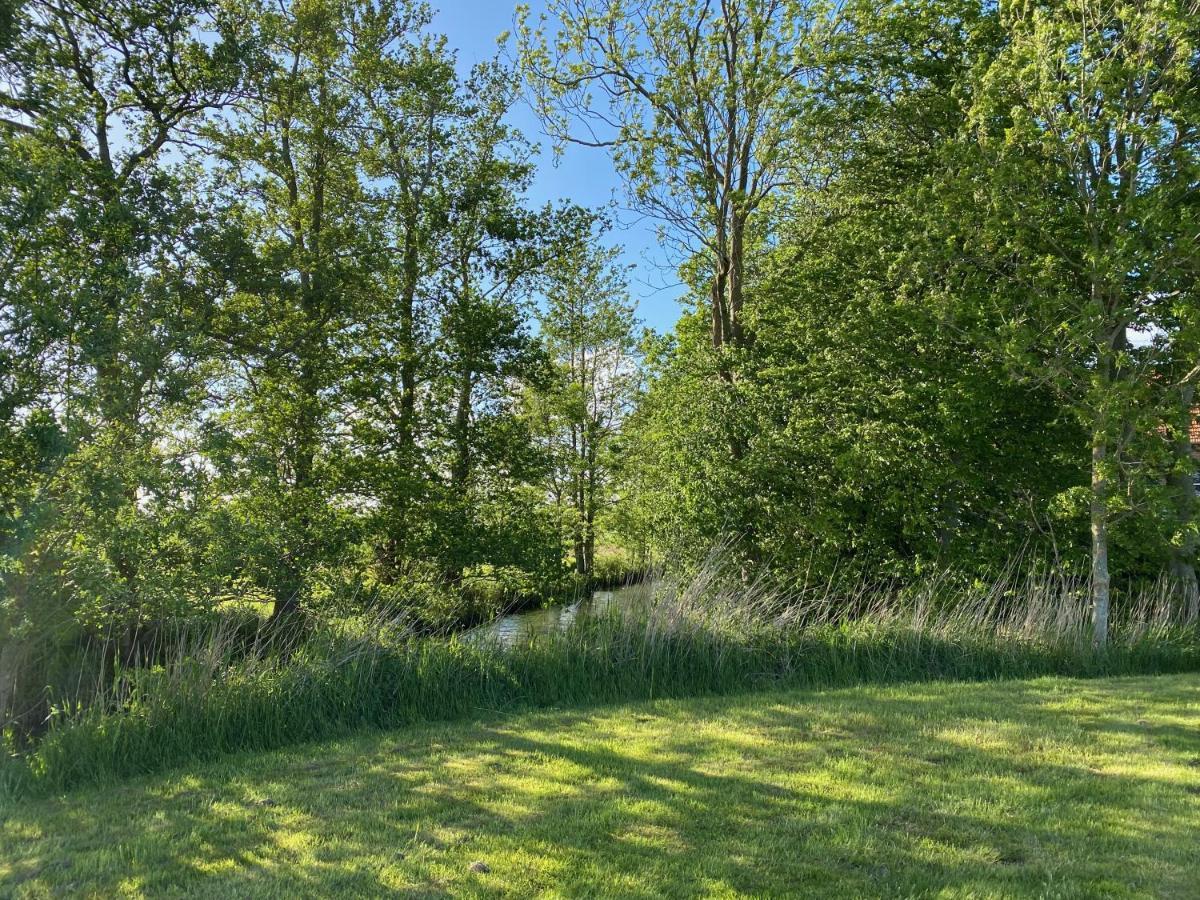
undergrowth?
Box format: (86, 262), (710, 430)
(2, 556), (1196, 802)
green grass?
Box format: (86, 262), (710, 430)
(2, 673), (1198, 898)
(8, 607), (1196, 800)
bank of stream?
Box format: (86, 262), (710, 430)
(466, 583), (651, 647)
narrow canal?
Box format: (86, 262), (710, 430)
(466, 583), (650, 646)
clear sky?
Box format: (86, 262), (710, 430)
(430, 1), (687, 334)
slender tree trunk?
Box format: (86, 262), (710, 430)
(573, 505), (586, 577)
(584, 425), (597, 575)
(273, 74), (327, 622)
(1169, 385), (1199, 621)
(442, 368), (474, 588)
(709, 262), (729, 351)
(275, 362), (317, 621)
(91, 188), (147, 633)
(728, 214), (746, 347)
(710, 224), (747, 468)
(270, 304), (319, 621)
(397, 228), (419, 450)
(572, 356), (589, 577)
(572, 483), (586, 576)
(1091, 432), (1111, 647)
(1088, 310), (1125, 647)
(376, 231), (422, 584)
(584, 508), (596, 576)
(450, 369), (472, 489)
(0, 636), (28, 732)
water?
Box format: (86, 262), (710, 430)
(465, 583), (648, 647)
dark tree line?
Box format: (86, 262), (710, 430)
(3, 0), (1199, 729)
(0, 0), (641, 726)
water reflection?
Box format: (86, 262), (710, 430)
(465, 584), (646, 647)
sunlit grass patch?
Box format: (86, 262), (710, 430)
(6, 560), (1197, 799)
(2, 673), (1198, 898)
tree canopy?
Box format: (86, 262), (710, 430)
(3, 0), (1199, 724)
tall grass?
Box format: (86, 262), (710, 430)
(2, 554), (1197, 801)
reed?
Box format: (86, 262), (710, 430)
(3, 553), (1196, 801)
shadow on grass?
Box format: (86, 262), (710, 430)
(2, 674), (1199, 898)
(12, 618), (1198, 801)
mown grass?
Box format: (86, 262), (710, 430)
(2, 673), (1198, 898)
(4, 569), (1198, 800)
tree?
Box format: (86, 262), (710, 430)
(611, 0), (1099, 589)
(969, 0), (1200, 644)
(532, 238), (639, 576)
(0, 0), (244, 429)
(1159, 290), (1200, 620)
(350, 14), (458, 491)
(346, 50), (587, 598)
(347, 33), (476, 579)
(0, 0), (245, 629)
(517, 0), (830, 359)
(205, 0), (405, 619)
(422, 68), (557, 586)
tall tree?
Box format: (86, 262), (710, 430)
(1160, 294), (1200, 620)
(0, 0), (243, 430)
(346, 22), (459, 578)
(533, 239), (638, 576)
(424, 66), (555, 585)
(207, 0), (396, 618)
(0, 0), (244, 624)
(517, 0), (830, 359)
(969, 0), (1200, 644)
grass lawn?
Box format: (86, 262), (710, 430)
(2, 674), (1198, 898)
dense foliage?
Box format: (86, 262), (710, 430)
(0, 0), (641, 732)
(2, 0), (1199, 745)
(544, 0), (1200, 629)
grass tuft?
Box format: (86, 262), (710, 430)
(2, 557), (1197, 801)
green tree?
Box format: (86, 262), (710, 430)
(206, 0), (398, 618)
(423, 70), (555, 586)
(532, 238), (639, 576)
(0, 0), (248, 720)
(350, 23), (458, 571)
(968, 0), (1200, 643)
(616, 0), (1088, 587)
(517, 0), (831, 359)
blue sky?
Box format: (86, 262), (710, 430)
(430, 1), (687, 333)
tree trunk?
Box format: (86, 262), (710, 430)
(450, 369), (473, 489)
(439, 369), (475, 588)
(584, 429), (597, 575)
(573, 510), (587, 576)
(1168, 553), (1199, 622)
(0, 636), (28, 731)
(272, 577), (304, 621)
(376, 230), (422, 584)
(728, 213), (747, 347)
(584, 510), (596, 576)
(273, 295), (320, 621)
(1090, 433), (1111, 647)
(272, 74), (329, 623)
(709, 260), (730, 350)
(397, 228), (419, 450)
(1088, 310), (1126, 647)
(1169, 384), (1199, 621)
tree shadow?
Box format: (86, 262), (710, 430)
(1, 675), (1198, 897)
